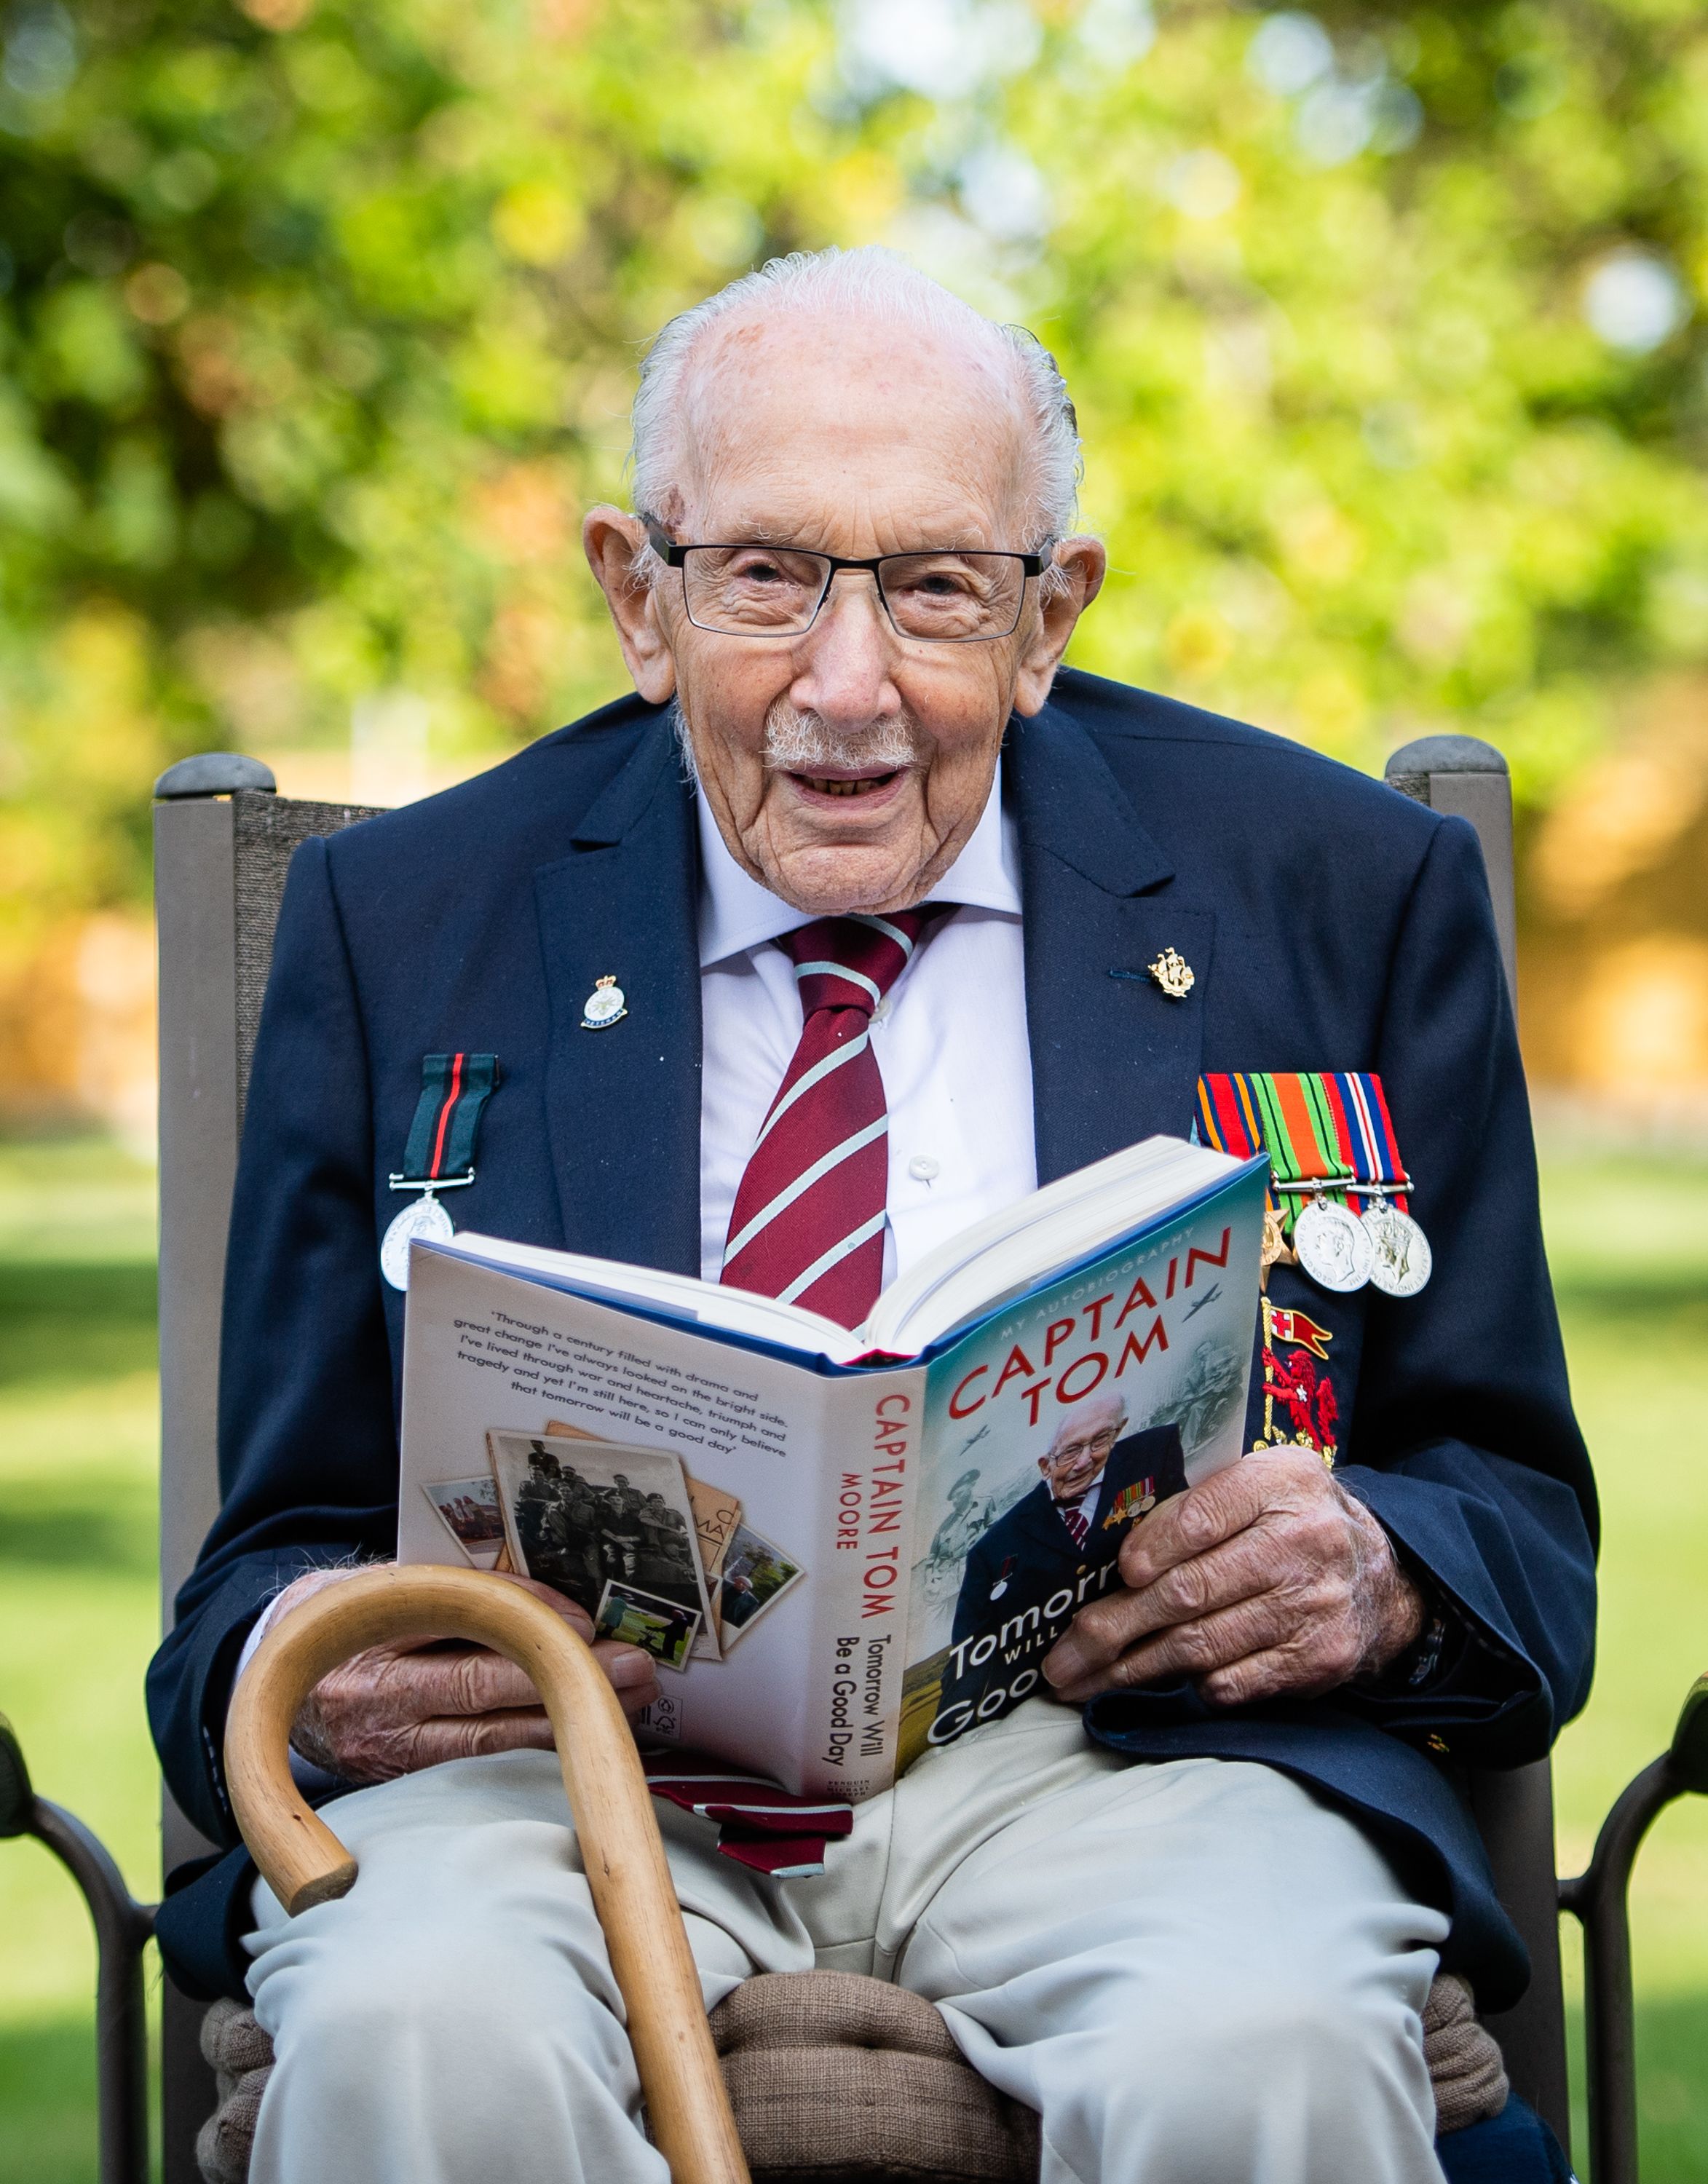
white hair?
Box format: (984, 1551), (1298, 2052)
(628, 245), (1081, 553)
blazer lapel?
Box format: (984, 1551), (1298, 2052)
(1009, 702), (1214, 1186)
(534, 724), (704, 1274)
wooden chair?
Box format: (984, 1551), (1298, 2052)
(4, 734), (1704, 2184)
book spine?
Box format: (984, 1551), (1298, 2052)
(800, 1361), (926, 1803)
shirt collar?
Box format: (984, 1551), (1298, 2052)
(696, 770), (1022, 970)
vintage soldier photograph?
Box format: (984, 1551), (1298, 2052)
(486, 1431), (714, 1638)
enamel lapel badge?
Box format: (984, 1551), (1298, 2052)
(581, 974), (628, 1030)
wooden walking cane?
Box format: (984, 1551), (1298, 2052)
(224, 1563), (752, 2184)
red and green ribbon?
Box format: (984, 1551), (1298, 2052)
(400, 1053), (501, 1182)
(1195, 1072), (1410, 1236)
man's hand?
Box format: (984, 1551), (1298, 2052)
(1042, 1449), (1426, 1709)
(264, 1568), (661, 1784)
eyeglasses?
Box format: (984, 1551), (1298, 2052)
(644, 520), (1049, 643)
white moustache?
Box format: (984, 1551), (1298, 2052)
(762, 700), (918, 775)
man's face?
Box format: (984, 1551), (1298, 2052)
(1040, 1411), (1124, 1503)
(586, 311), (1104, 915)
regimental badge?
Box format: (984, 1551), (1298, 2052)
(580, 974), (628, 1031)
(1101, 1477), (1157, 1529)
(1252, 1294), (1340, 1464)
(1147, 947), (1195, 1000)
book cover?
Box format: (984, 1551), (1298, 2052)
(395, 1150), (1265, 1798)
(897, 1164), (1267, 1766)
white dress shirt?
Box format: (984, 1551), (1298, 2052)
(696, 780), (1037, 1292)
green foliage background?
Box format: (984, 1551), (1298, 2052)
(1, 0), (1706, 954)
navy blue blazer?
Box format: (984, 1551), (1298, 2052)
(148, 668), (1597, 2009)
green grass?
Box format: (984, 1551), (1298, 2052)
(1543, 1150), (1708, 2177)
(1, 1133), (1706, 2178)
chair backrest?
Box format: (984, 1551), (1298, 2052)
(151, 736), (1571, 2169)
(153, 755), (381, 2183)
(1384, 735), (1570, 2145)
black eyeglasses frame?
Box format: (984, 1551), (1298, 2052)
(641, 519), (1051, 644)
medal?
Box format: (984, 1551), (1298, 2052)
(381, 1051), (501, 1291)
(1362, 1198), (1432, 1297)
(381, 1190), (456, 1291)
(581, 974), (627, 1030)
(1197, 1069), (1429, 1302)
(1260, 1203), (1294, 1282)
(1292, 1195), (1374, 1293)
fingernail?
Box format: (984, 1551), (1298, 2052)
(606, 1647), (653, 1682)
(1043, 1640), (1083, 1687)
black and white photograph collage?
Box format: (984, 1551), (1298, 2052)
(424, 1425), (804, 1672)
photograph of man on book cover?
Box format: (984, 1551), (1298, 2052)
(946, 1397), (1187, 1669)
(487, 1431), (713, 1636)
(900, 1398), (1187, 1762)
(714, 1520), (804, 1650)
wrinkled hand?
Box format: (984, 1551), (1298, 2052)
(1042, 1449), (1426, 1709)
(265, 1568), (661, 1784)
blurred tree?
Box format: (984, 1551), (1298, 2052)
(0, 0), (1704, 973)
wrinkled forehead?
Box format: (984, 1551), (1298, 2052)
(1048, 1397), (1126, 1452)
(667, 309), (1033, 554)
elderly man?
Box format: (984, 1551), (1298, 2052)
(149, 248), (1594, 2184)
(949, 1398), (1187, 1649)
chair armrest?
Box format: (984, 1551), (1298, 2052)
(1, 1712), (155, 2184)
(1558, 1673), (1708, 2184)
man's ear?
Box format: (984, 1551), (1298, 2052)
(583, 506), (678, 704)
(1012, 534), (1107, 717)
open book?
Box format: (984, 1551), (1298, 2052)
(398, 1136), (1268, 1800)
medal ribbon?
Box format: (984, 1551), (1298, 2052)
(400, 1053), (502, 1182)
(1195, 1072), (1410, 1236)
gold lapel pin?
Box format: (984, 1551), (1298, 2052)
(1147, 947), (1195, 1000)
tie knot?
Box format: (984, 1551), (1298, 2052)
(782, 910), (938, 1018)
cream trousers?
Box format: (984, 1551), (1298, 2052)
(243, 1698), (1450, 2184)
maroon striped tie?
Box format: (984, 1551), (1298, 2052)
(721, 911), (936, 1329)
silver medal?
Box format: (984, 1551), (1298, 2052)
(1362, 1200), (1433, 1298)
(381, 1190), (456, 1291)
(1291, 1195), (1374, 1294)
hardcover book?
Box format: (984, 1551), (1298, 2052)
(396, 1136), (1268, 1800)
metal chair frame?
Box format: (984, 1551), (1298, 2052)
(3, 733), (1703, 2184)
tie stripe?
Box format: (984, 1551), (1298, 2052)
(791, 959), (883, 1006)
(751, 1031), (869, 1151)
(721, 909), (939, 1327)
(776, 1209), (888, 1307)
(722, 1115), (889, 1265)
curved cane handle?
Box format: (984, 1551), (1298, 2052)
(224, 1564), (751, 2184)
